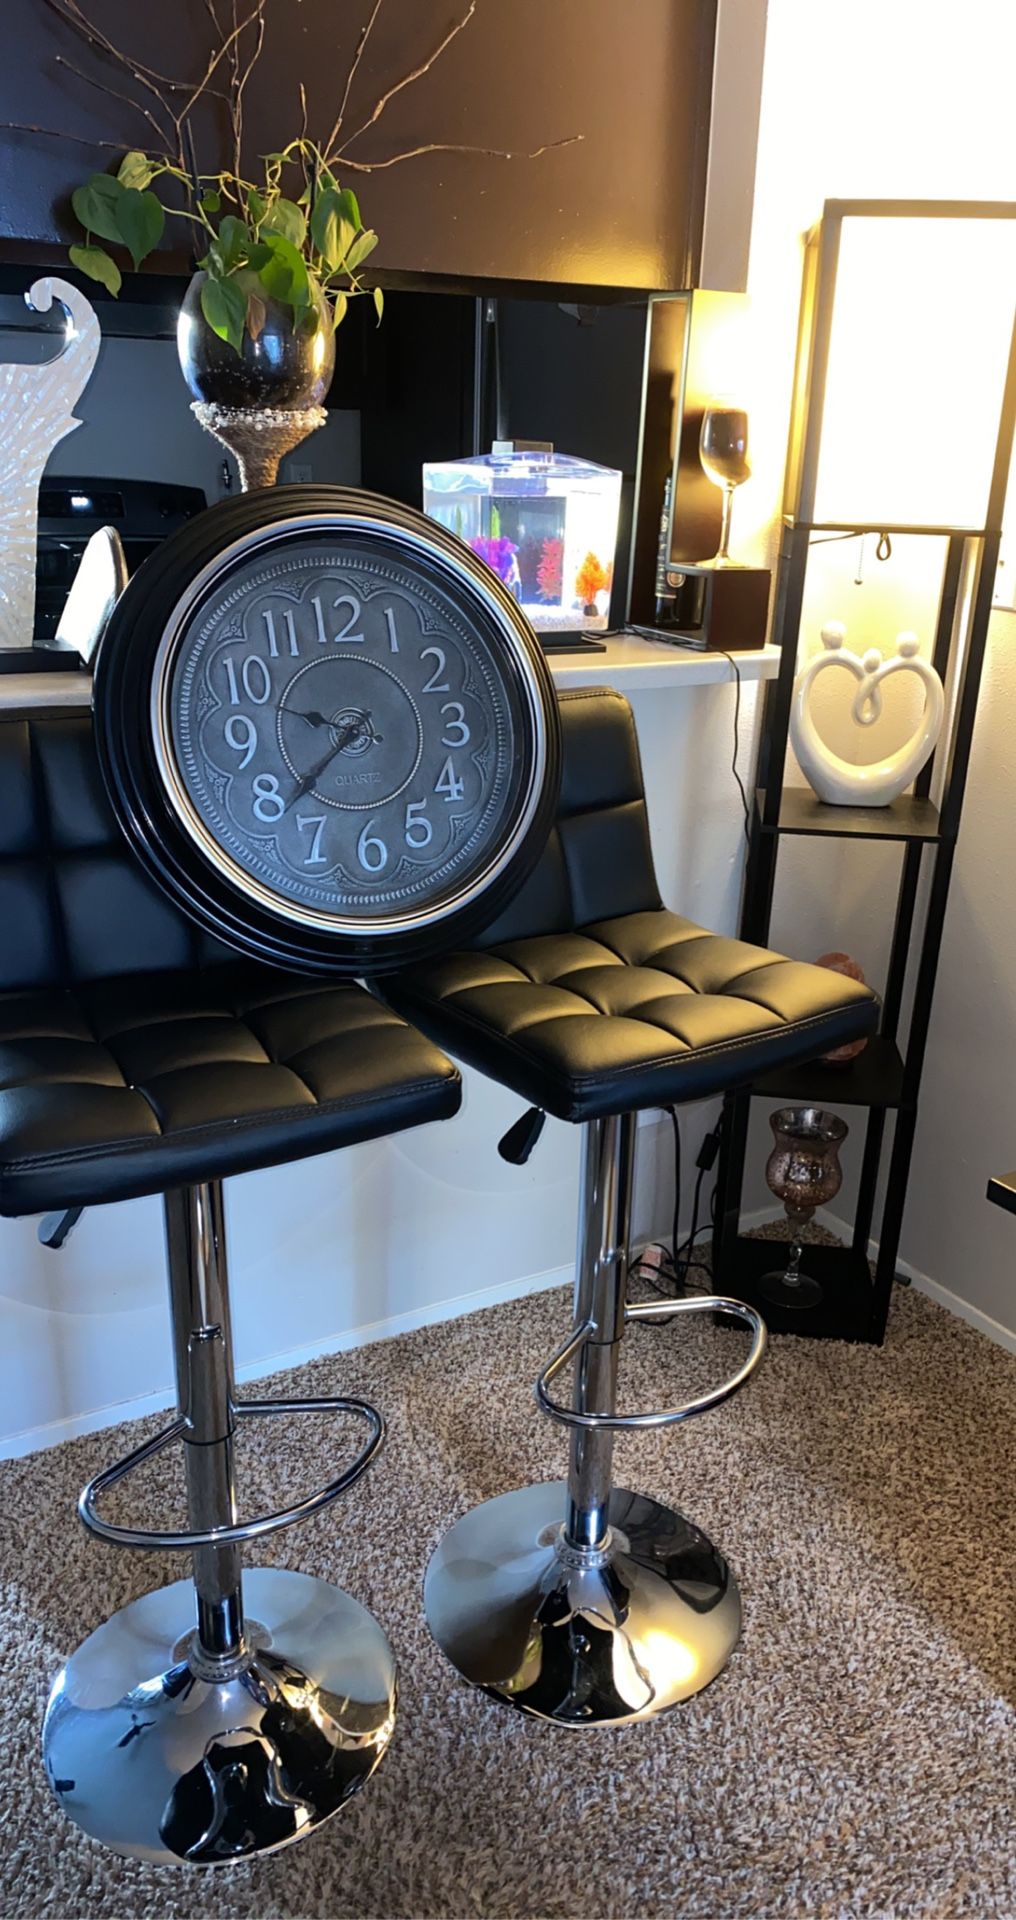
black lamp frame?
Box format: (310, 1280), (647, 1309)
(713, 199), (1016, 1343)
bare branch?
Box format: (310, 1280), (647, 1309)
(334, 1), (477, 158)
(229, 0), (267, 176)
(54, 53), (168, 151)
(0, 118), (143, 154)
(181, 0), (263, 132)
(335, 133), (584, 172)
(323, 0), (383, 157)
(41, 0), (185, 121)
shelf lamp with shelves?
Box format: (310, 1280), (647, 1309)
(714, 199), (1016, 1344)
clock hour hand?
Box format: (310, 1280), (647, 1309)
(290, 708), (335, 730)
(289, 713), (373, 805)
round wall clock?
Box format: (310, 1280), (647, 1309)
(94, 486), (561, 973)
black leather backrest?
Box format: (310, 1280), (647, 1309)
(0, 690), (658, 991)
(475, 687), (662, 946)
(0, 715), (232, 991)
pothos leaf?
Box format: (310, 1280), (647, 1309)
(344, 228), (378, 274)
(264, 197), (306, 248)
(336, 187), (361, 231)
(257, 231), (311, 317)
(117, 149), (155, 191)
(246, 291), (267, 341)
(309, 187), (352, 272)
(200, 189), (222, 214)
(331, 290), (348, 330)
(68, 243), (121, 296)
(216, 214), (252, 273)
(372, 285), (384, 325)
(200, 272), (246, 354)
(116, 187), (164, 269)
(71, 174), (125, 247)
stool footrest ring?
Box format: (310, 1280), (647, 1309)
(78, 1393), (385, 1550)
(534, 1295), (766, 1432)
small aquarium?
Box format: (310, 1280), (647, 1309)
(422, 441), (622, 633)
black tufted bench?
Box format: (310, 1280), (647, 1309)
(0, 712), (460, 1864)
(383, 685), (878, 1728)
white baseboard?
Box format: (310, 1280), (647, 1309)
(816, 1206), (1016, 1357)
(1, 1262), (573, 1461)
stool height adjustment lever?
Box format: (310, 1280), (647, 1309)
(498, 1106), (546, 1165)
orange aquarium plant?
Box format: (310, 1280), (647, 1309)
(575, 552), (610, 611)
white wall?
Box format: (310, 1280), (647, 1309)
(0, 676), (759, 1454)
(739, 0), (1016, 1340)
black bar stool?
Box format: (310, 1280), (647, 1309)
(382, 686), (879, 1727)
(0, 711), (460, 1863)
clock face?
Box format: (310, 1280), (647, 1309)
(95, 489), (560, 974)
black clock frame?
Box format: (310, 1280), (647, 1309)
(94, 485), (562, 975)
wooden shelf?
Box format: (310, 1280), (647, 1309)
(751, 1035), (907, 1111)
(725, 1236), (880, 1343)
(756, 787), (942, 842)
(987, 1171), (1016, 1218)
(783, 518), (986, 539)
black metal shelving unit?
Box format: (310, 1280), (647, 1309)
(713, 200), (1016, 1345)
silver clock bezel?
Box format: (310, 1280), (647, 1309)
(149, 509), (550, 938)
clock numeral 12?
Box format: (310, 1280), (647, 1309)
(311, 592), (364, 645)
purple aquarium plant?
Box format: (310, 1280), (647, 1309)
(469, 534), (521, 596)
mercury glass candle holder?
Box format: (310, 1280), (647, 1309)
(758, 1106), (848, 1311)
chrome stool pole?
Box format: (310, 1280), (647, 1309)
(425, 1115), (767, 1727)
(165, 1183), (245, 1663)
(43, 1181), (397, 1866)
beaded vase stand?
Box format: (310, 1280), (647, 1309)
(191, 403), (328, 492)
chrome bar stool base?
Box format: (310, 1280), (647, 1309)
(43, 1183), (397, 1862)
(423, 1115), (765, 1729)
(44, 1567), (396, 1864)
(425, 1479), (739, 1726)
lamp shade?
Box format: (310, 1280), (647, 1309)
(786, 202), (1016, 532)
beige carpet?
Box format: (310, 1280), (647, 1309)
(1, 1269), (1015, 1920)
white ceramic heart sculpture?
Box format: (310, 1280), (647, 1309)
(790, 621), (945, 808)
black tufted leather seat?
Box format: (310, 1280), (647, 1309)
(387, 686), (880, 1732)
(0, 715), (461, 1216)
(383, 686), (878, 1116)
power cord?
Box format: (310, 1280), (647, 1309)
(714, 649), (751, 851)
(627, 1113), (723, 1312)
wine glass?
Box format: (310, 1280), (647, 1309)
(699, 405), (751, 567)
(757, 1107), (848, 1310)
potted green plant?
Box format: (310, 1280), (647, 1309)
(68, 142), (382, 410)
(4, 0), (580, 437)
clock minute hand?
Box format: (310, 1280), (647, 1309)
(289, 714), (368, 806)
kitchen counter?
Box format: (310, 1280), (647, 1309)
(0, 636), (780, 716)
